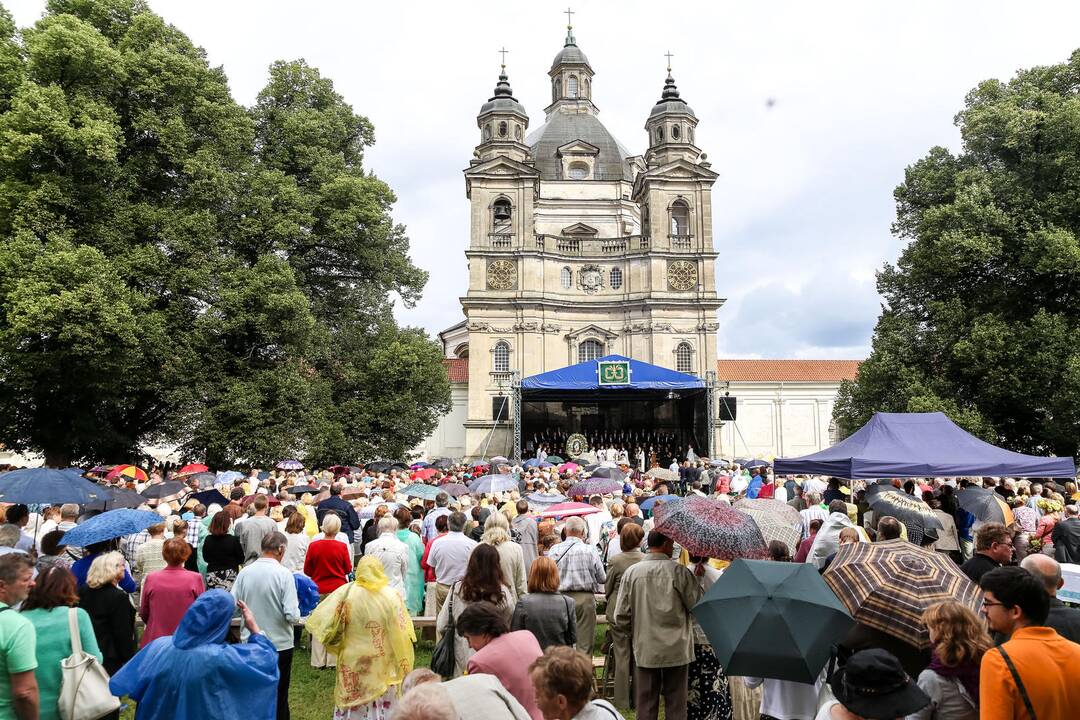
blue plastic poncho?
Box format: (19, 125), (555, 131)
(109, 589), (279, 720)
(294, 572), (320, 616)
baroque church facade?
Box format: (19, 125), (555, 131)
(436, 24), (724, 459)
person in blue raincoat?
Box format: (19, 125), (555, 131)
(110, 589), (279, 720)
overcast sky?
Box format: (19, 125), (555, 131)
(8, 1), (1080, 360)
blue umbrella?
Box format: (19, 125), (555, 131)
(639, 495), (676, 513)
(742, 459), (770, 469)
(400, 483), (442, 501)
(61, 509), (163, 547)
(216, 470), (244, 485)
(0, 468), (107, 505)
(522, 458), (543, 468)
(468, 473), (518, 495)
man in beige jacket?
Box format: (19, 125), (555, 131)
(612, 530), (701, 720)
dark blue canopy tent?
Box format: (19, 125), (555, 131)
(774, 412), (1075, 479)
(521, 354), (705, 391)
(515, 355), (711, 463)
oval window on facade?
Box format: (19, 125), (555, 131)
(498, 121), (508, 137)
(672, 124), (681, 140)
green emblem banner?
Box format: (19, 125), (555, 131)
(597, 360), (630, 386)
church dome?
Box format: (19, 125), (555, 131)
(479, 71), (527, 118)
(649, 72), (696, 119)
(551, 43), (591, 72)
(526, 111), (631, 180)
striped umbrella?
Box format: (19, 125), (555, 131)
(105, 465), (148, 482)
(956, 486), (1015, 526)
(276, 459), (304, 470)
(823, 539), (981, 649)
(653, 496), (768, 561)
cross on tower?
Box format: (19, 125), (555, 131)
(498, 47), (508, 70)
(565, 7), (575, 28)
(665, 51), (674, 72)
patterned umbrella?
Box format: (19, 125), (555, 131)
(216, 470), (244, 485)
(538, 502), (601, 519)
(867, 490), (943, 531)
(645, 467), (677, 483)
(105, 465), (148, 482)
(568, 478), (623, 497)
(185, 472), (217, 489)
(276, 459), (305, 471)
(823, 539), (982, 649)
(400, 483), (442, 501)
(735, 499), (804, 555)
(653, 496), (769, 560)
(440, 483), (470, 498)
(468, 473), (518, 495)
(957, 486), (1015, 526)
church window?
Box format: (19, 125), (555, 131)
(642, 204), (651, 236)
(492, 198), (512, 237)
(561, 267), (572, 288)
(554, 77), (562, 100)
(676, 342), (694, 373)
(567, 75), (579, 98)
(670, 199), (690, 237)
(483, 123), (492, 141)
(493, 341), (510, 373)
(515, 125), (522, 141)
(583, 77), (590, 98)
(610, 267), (622, 289)
(567, 162), (589, 180)
(655, 126), (664, 144)
(672, 124), (681, 140)
(578, 339), (603, 363)
(688, 126), (694, 143)
(498, 121), (508, 138)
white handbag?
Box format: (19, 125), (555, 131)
(59, 607), (121, 720)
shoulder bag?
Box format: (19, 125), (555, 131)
(59, 607), (121, 720)
(996, 645), (1037, 720)
(430, 582), (458, 677)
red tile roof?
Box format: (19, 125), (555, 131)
(716, 359), (861, 383)
(444, 358), (469, 383)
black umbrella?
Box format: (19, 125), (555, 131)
(365, 461), (392, 473)
(284, 485), (321, 496)
(139, 481), (187, 501)
(956, 486), (1014, 525)
(188, 489), (230, 507)
(86, 485), (147, 511)
(431, 458), (454, 469)
(590, 466), (627, 482)
(867, 489), (943, 530)
(693, 559), (854, 682)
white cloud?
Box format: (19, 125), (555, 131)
(7, 0), (1080, 359)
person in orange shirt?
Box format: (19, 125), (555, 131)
(979, 566), (1080, 720)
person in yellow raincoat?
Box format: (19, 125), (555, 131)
(306, 555), (416, 719)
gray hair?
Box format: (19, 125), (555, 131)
(261, 531), (288, 554)
(435, 492), (449, 508)
(1066, 505), (1079, 518)
(395, 684), (455, 720)
(448, 511), (468, 533)
(321, 513), (342, 536)
(805, 492), (822, 506)
(0, 552), (33, 584)
(0, 524), (20, 548)
(564, 516), (587, 536)
(378, 516), (398, 534)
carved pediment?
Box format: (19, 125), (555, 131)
(560, 223), (599, 236)
(556, 140), (600, 158)
(566, 324), (618, 340)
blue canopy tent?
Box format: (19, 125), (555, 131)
(774, 412), (1076, 479)
(515, 355), (712, 464)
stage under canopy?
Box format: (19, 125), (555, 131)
(512, 355), (714, 463)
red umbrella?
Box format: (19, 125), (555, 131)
(178, 463), (208, 475)
(653, 496), (768, 560)
(411, 468), (438, 481)
(327, 465), (351, 477)
(538, 502), (601, 519)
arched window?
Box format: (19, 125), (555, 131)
(582, 77), (590, 98)
(493, 341), (510, 373)
(675, 342), (693, 374)
(554, 77), (562, 100)
(567, 162), (588, 180)
(498, 121), (508, 137)
(492, 197), (512, 237)
(561, 267), (572, 288)
(567, 75), (579, 98)
(670, 199), (690, 237)
(578, 339), (603, 363)
(609, 267), (623, 289)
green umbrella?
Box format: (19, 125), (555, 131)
(692, 559), (854, 683)
(399, 483), (442, 501)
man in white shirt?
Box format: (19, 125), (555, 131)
(364, 516), (409, 603)
(426, 512), (476, 616)
(799, 492), (828, 541)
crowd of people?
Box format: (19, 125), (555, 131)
(1, 457), (1079, 720)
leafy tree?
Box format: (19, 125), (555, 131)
(835, 49), (1080, 457)
(0, 1), (449, 466)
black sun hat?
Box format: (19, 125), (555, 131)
(829, 648), (929, 720)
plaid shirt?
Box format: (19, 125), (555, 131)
(122, 530), (151, 565)
(182, 519), (200, 547)
(548, 536), (606, 592)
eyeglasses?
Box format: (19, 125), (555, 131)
(982, 601), (1008, 609)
